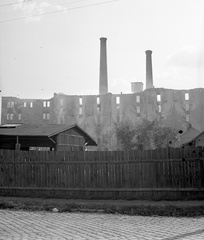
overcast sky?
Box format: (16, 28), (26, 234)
(0, 0), (204, 99)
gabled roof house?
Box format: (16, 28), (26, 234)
(0, 124), (97, 151)
(170, 126), (201, 148)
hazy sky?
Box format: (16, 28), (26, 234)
(0, 0), (204, 99)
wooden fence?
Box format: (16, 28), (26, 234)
(0, 147), (204, 200)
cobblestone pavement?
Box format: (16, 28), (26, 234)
(0, 210), (204, 240)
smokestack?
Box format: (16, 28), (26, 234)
(145, 50), (153, 89)
(99, 37), (108, 95)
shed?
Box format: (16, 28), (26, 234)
(184, 131), (204, 148)
(0, 124), (97, 151)
(170, 126), (201, 148)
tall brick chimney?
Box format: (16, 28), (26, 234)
(99, 37), (108, 95)
(145, 50), (153, 89)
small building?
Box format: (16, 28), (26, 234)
(184, 131), (204, 148)
(0, 124), (97, 151)
(170, 126), (201, 148)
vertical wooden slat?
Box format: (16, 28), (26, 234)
(104, 151), (108, 189)
(200, 158), (204, 188)
(85, 151), (89, 189)
(163, 149), (169, 188)
(70, 151), (74, 188)
(113, 151), (117, 189)
(130, 150), (135, 188)
(79, 150), (84, 189)
(66, 151), (70, 188)
(124, 151), (128, 188)
(108, 151), (112, 188)
(75, 151), (80, 188)
(89, 151), (94, 189)
(156, 148), (161, 188)
(134, 150), (139, 188)
(122, 151), (126, 188)
(99, 151), (103, 189)
(118, 151), (122, 188)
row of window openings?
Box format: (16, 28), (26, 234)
(116, 96), (141, 104)
(135, 105), (188, 115)
(7, 113), (50, 120)
(43, 113), (50, 120)
(135, 105), (161, 114)
(7, 93), (190, 109)
(6, 108), (187, 120)
(60, 97), (100, 107)
(23, 101), (50, 108)
(7, 101), (50, 108)
(6, 105), (187, 119)
(65, 93), (189, 107)
(7, 112), (189, 122)
(7, 113), (21, 120)
(117, 93), (189, 105)
(79, 107), (100, 115)
(81, 105), (161, 114)
(64, 93), (189, 107)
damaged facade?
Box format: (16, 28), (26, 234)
(2, 88), (204, 150)
(1, 38), (204, 150)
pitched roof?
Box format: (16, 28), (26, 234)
(171, 126), (201, 147)
(0, 124), (97, 146)
(186, 131), (204, 144)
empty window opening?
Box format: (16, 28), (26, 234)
(24, 102), (26, 107)
(8, 102), (14, 108)
(97, 97), (100, 105)
(97, 106), (100, 113)
(30, 102), (33, 108)
(43, 101), (50, 107)
(158, 105), (162, 113)
(10, 114), (14, 120)
(136, 95), (140, 103)
(79, 107), (82, 115)
(185, 93), (189, 100)
(157, 94), (161, 102)
(116, 96), (120, 104)
(79, 97), (83, 105)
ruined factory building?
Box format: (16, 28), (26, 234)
(0, 124), (97, 151)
